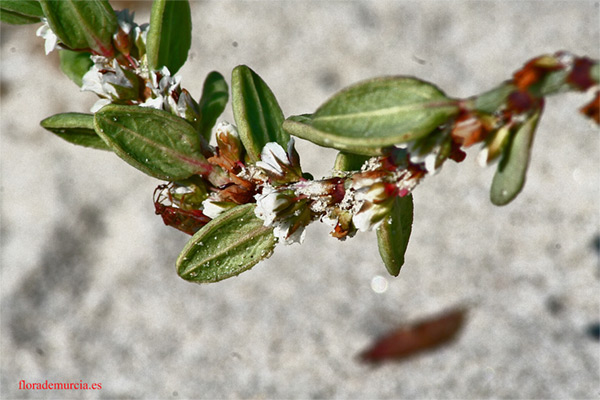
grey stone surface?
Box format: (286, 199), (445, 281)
(1, 1), (599, 399)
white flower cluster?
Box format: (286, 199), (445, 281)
(254, 186), (307, 244)
(81, 56), (134, 112)
(80, 56), (185, 113)
(253, 141), (308, 244)
(400, 137), (444, 175)
(139, 66), (182, 110)
(36, 10), (192, 116)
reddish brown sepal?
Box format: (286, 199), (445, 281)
(216, 179), (256, 205)
(513, 55), (562, 91)
(567, 57), (597, 91)
(155, 204), (210, 236)
(580, 91), (600, 124)
(154, 185), (210, 235)
(113, 27), (131, 56)
(359, 308), (467, 363)
(448, 140), (467, 163)
(507, 90), (536, 114)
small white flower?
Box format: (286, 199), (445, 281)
(134, 23), (149, 46)
(81, 58), (132, 103)
(89, 98), (112, 113)
(256, 142), (288, 176)
(81, 65), (105, 95)
(403, 140), (442, 175)
(351, 183), (391, 232)
(201, 199), (235, 219)
(115, 9), (135, 34)
(321, 214), (339, 229)
(175, 90), (195, 119)
(36, 19), (58, 55)
(103, 60), (133, 90)
(254, 186), (290, 226)
(215, 122), (238, 138)
(141, 67), (182, 112)
(139, 95), (164, 109)
(352, 203), (390, 232)
(273, 220), (306, 244)
(352, 208), (378, 232)
(158, 67), (181, 92)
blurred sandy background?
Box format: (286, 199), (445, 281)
(1, 1), (599, 398)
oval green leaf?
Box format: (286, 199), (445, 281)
(232, 65), (289, 163)
(1, 1), (43, 24)
(94, 105), (212, 180)
(376, 194), (414, 276)
(146, 0), (191, 74)
(39, 0), (117, 56)
(177, 204), (278, 283)
(59, 50), (93, 87)
(198, 71), (229, 141)
(490, 109), (542, 206)
(41, 112), (109, 150)
(284, 116), (383, 156)
(284, 77), (459, 153)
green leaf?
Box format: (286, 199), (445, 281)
(146, 0), (191, 74)
(376, 194), (414, 276)
(39, 0), (117, 56)
(1, 1), (43, 24)
(232, 65), (289, 163)
(0, 9), (38, 24)
(41, 112), (110, 150)
(334, 152), (369, 171)
(473, 83), (515, 114)
(59, 50), (93, 87)
(94, 105), (213, 180)
(490, 109), (542, 206)
(177, 204), (278, 283)
(1, 0), (43, 16)
(283, 77), (459, 155)
(197, 71), (229, 141)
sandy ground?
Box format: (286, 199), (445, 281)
(1, 1), (599, 399)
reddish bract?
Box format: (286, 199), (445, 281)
(580, 91), (600, 124)
(154, 185), (211, 236)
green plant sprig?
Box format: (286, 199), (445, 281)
(2, 0), (598, 283)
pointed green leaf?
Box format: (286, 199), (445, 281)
(490, 109), (542, 205)
(39, 0), (117, 56)
(177, 204), (278, 283)
(334, 152), (370, 171)
(41, 112), (109, 150)
(232, 65), (289, 162)
(1, 0), (43, 16)
(376, 194), (414, 276)
(1, 1), (43, 24)
(283, 77), (459, 154)
(94, 105), (212, 180)
(59, 50), (93, 87)
(146, 0), (191, 74)
(198, 71), (229, 141)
